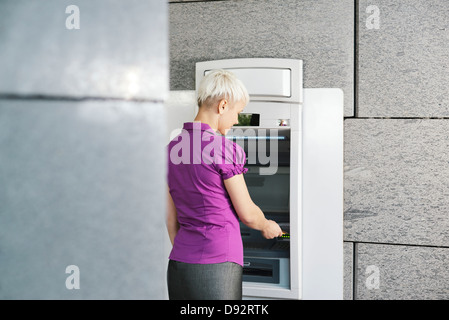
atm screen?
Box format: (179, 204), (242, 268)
(245, 167), (290, 214)
(236, 113), (260, 126)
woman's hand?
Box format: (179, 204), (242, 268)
(261, 220), (283, 239)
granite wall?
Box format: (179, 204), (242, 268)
(169, 0), (449, 299)
(349, 0), (449, 300)
(0, 0), (168, 299)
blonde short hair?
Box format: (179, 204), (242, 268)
(197, 69), (250, 108)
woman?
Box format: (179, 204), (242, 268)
(166, 69), (283, 300)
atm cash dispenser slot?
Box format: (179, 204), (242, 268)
(243, 258), (280, 284)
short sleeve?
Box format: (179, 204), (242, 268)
(215, 139), (248, 180)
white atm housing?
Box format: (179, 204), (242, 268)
(197, 59), (302, 299)
(186, 58), (343, 300)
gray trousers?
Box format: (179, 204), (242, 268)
(167, 260), (243, 300)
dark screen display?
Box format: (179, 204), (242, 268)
(236, 113), (260, 126)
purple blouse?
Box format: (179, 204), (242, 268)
(167, 122), (248, 266)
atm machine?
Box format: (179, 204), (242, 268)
(192, 58), (343, 300)
(196, 59), (303, 299)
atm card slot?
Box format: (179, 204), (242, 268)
(270, 241), (290, 251)
(243, 241), (273, 251)
(277, 222), (290, 233)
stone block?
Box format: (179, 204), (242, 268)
(344, 119), (449, 247)
(358, 0), (449, 117)
(356, 243), (449, 300)
(169, 0), (354, 116)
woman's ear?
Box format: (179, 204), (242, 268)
(218, 99), (228, 115)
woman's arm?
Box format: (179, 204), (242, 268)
(224, 174), (283, 239)
(166, 187), (179, 246)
